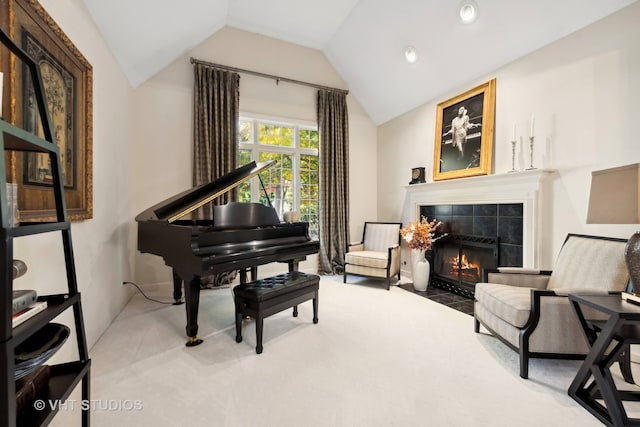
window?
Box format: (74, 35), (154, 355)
(238, 115), (319, 239)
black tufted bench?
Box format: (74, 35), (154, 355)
(233, 272), (319, 354)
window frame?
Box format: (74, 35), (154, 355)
(238, 113), (319, 232)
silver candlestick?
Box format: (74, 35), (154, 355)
(526, 136), (536, 170)
(509, 140), (517, 172)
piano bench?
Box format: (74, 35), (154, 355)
(233, 272), (319, 354)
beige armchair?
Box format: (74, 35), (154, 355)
(474, 234), (629, 379)
(343, 222), (402, 290)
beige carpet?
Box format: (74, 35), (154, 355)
(55, 275), (640, 426)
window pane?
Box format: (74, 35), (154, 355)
(258, 152), (293, 217)
(238, 120), (252, 143)
(237, 149), (252, 203)
(300, 154), (319, 239)
(259, 123), (293, 147)
(299, 128), (319, 149)
(238, 149), (252, 166)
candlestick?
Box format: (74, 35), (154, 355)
(509, 139), (517, 173)
(526, 136), (536, 170)
(529, 116), (535, 138)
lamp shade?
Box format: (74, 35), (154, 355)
(586, 163), (640, 224)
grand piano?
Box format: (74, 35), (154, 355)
(136, 160), (319, 346)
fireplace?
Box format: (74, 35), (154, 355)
(419, 202), (518, 298)
(431, 234), (498, 298)
(404, 170), (554, 297)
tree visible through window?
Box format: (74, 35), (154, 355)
(237, 116), (319, 239)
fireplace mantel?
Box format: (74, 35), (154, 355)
(405, 169), (556, 268)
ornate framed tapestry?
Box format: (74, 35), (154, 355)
(433, 79), (495, 181)
(0, 0), (93, 221)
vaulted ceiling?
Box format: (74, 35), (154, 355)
(83, 0), (636, 125)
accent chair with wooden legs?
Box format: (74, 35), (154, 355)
(474, 234), (629, 379)
(344, 222), (402, 290)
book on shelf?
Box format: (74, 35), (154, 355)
(621, 292), (640, 306)
(12, 289), (36, 315)
(12, 301), (47, 328)
(15, 364), (50, 414)
(6, 182), (18, 227)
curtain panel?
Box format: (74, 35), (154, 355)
(192, 64), (240, 218)
(317, 90), (350, 274)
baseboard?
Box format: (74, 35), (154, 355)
(136, 281), (172, 294)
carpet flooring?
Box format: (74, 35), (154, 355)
(53, 275), (640, 426)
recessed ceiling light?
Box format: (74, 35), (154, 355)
(459, 1), (478, 24)
(404, 46), (417, 64)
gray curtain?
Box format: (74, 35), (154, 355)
(193, 64), (240, 217)
(317, 90), (349, 274)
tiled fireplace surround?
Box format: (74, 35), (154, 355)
(403, 169), (553, 306)
(420, 203), (523, 268)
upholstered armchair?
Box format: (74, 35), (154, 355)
(474, 234), (629, 379)
(344, 222), (402, 290)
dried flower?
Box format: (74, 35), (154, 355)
(400, 217), (443, 250)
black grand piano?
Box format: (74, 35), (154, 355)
(136, 160), (319, 346)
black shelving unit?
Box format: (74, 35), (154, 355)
(0, 27), (90, 427)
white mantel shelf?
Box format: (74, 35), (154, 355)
(405, 168), (555, 201)
(405, 168), (556, 268)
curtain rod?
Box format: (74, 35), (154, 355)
(190, 57), (349, 95)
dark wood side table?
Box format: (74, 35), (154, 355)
(569, 294), (640, 427)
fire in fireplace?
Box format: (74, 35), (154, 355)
(431, 234), (498, 298)
(447, 252), (482, 283)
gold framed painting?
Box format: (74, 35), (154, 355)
(0, 0), (92, 221)
(433, 79), (495, 181)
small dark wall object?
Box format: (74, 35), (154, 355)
(410, 167), (426, 184)
(233, 272), (319, 354)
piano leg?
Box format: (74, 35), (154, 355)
(184, 275), (203, 347)
(172, 269), (184, 304)
(239, 267), (258, 284)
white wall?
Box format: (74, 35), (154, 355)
(11, 0), (134, 354)
(132, 27), (377, 284)
(378, 2), (640, 269)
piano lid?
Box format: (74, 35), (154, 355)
(135, 160), (276, 223)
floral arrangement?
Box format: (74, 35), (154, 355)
(400, 217), (443, 251)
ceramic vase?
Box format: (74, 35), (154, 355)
(411, 249), (430, 292)
(283, 211), (301, 223)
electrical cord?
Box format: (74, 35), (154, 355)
(122, 281), (181, 305)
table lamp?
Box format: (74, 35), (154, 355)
(587, 163), (640, 294)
